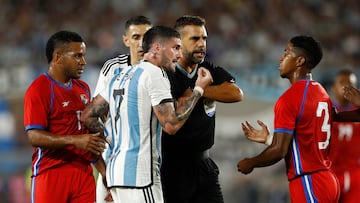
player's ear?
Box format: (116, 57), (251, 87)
(123, 35), (130, 48)
(154, 42), (162, 52)
(53, 51), (62, 64)
(296, 56), (306, 67)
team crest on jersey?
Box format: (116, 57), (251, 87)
(80, 94), (89, 105)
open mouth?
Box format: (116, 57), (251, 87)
(193, 52), (205, 58)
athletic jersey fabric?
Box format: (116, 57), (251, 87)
(331, 122), (360, 173)
(24, 73), (92, 176)
(100, 61), (172, 187)
(162, 61), (235, 153)
(94, 54), (131, 96)
(94, 54), (131, 203)
(94, 54), (131, 161)
(274, 79), (333, 180)
(330, 121), (360, 203)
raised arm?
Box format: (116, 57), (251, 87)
(237, 132), (292, 174)
(204, 81), (243, 103)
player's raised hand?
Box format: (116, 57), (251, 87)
(241, 120), (269, 144)
(73, 132), (106, 155)
(344, 85), (360, 107)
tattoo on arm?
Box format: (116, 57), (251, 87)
(175, 91), (201, 120)
(156, 91), (201, 127)
(86, 102), (109, 133)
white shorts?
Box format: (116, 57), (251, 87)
(109, 170), (163, 203)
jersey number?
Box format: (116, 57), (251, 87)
(316, 102), (331, 149)
(113, 88), (124, 133)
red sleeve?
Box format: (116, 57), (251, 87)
(274, 87), (299, 132)
(24, 76), (50, 130)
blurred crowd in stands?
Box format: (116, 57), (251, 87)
(0, 0), (359, 202)
(1, 0), (360, 71)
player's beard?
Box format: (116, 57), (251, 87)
(161, 55), (176, 72)
(183, 49), (205, 65)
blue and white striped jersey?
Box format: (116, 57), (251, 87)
(94, 54), (131, 164)
(100, 61), (172, 187)
(94, 54), (130, 96)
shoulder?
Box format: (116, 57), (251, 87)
(200, 61), (235, 76)
(138, 61), (161, 73)
(100, 54), (130, 75)
(279, 81), (309, 102)
(73, 79), (90, 89)
(200, 60), (235, 83)
(104, 54), (129, 66)
(200, 61), (215, 70)
(27, 74), (50, 89)
(25, 74), (51, 97)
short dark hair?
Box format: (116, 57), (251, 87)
(290, 35), (322, 69)
(174, 15), (206, 33)
(142, 26), (180, 54)
(45, 30), (84, 63)
(125, 16), (152, 33)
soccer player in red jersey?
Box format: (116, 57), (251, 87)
(330, 69), (360, 203)
(237, 36), (340, 202)
(24, 30), (106, 203)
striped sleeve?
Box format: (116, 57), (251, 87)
(94, 54), (130, 96)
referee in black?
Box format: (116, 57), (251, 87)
(161, 15), (243, 203)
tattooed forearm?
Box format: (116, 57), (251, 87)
(83, 102), (109, 133)
(175, 91), (201, 120)
(86, 118), (104, 133)
(156, 90), (201, 128)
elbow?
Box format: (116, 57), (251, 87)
(268, 143), (287, 162)
(229, 87), (244, 102)
(26, 130), (38, 147)
(235, 87), (244, 102)
(162, 128), (177, 135)
(270, 144), (287, 160)
(162, 125), (178, 135)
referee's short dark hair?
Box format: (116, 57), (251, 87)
(174, 15), (206, 33)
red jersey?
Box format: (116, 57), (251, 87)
(274, 79), (332, 180)
(24, 73), (93, 176)
(330, 122), (360, 174)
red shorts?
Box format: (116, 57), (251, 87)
(30, 163), (95, 203)
(337, 169), (360, 203)
(289, 170), (340, 203)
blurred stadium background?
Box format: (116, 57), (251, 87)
(1, 0), (359, 202)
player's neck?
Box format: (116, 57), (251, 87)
(48, 66), (71, 86)
(289, 72), (312, 85)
